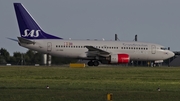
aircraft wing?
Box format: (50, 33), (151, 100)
(85, 45), (110, 55)
(18, 37), (35, 44)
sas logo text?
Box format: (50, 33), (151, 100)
(22, 29), (40, 37)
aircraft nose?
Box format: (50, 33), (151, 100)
(168, 51), (175, 58)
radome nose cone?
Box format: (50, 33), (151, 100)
(171, 52), (175, 57)
(168, 51), (175, 58)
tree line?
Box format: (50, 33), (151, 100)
(0, 48), (77, 65)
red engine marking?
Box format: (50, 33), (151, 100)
(117, 54), (130, 63)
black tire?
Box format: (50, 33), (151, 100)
(88, 61), (94, 66)
(93, 61), (99, 66)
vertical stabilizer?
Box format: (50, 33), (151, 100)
(14, 3), (62, 39)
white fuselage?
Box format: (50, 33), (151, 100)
(19, 39), (174, 61)
(13, 3), (175, 66)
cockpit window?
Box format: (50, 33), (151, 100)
(161, 47), (167, 50)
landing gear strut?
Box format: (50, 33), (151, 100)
(87, 60), (99, 66)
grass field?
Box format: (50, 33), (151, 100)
(0, 66), (180, 101)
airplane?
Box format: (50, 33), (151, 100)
(11, 3), (174, 66)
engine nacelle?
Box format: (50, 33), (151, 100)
(110, 54), (130, 64)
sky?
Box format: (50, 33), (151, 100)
(1, 0), (180, 55)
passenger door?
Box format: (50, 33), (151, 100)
(47, 42), (52, 52)
(151, 45), (156, 54)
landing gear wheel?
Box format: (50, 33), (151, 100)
(93, 61), (99, 66)
(88, 61), (94, 66)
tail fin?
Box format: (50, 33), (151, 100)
(14, 3), (62, 39)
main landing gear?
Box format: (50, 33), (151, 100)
(87, 60), (99, 66)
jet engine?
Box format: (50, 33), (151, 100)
(110, 54), (130, 64)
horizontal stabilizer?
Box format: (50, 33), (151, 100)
(7, 37), (19, 42)
(18, 37), (35, 44)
